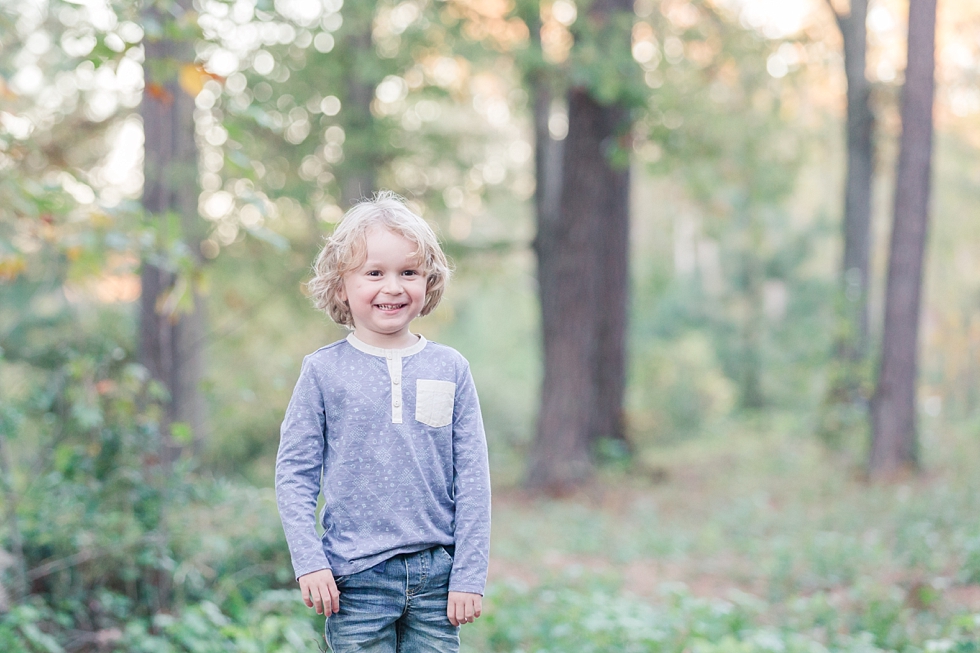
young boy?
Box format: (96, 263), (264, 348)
(275, 192), (491, 652)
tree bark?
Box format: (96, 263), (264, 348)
(577, 0), (632, 453)
(339, 6), (377, 207)
(527, 0), (633, 491)
(532, 78), (562, 234)
(529, 88), (631, 491)
(833, 0), (875, 360)
(588, 115), (630, 446)
(739, 239), (766, 409)
(139, 0), (207, 460)
(139, 0), (208, 612)
(869, 0), (937, 478)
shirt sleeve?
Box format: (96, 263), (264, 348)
(275, 356), (331, 579)
(449, 361), (492, 594)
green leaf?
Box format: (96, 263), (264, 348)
(170, 421), (193, 444)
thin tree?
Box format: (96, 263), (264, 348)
(139, 0), (212, 612)
(825, 0), (875, 362)
(818, 0), (876, 448)
(338, 3), (378, 207)
(139, 0), (207, 459)
(528, 0), (633, 491)
(869, 0), (938, 477)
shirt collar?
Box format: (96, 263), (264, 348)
(346, 333), (427, 358)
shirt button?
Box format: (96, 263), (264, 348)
(393, 378), (400, 385)
(394, 400), (401, 407)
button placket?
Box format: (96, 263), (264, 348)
(386, 353), (403, 423)
(345, 333), (427, 425)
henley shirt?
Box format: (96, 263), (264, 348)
(275, 334), (492, 595)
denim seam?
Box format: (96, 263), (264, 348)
(406, 551), (429, 598)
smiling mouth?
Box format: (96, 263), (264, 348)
(375, 303), (407, 311)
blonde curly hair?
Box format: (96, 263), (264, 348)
(308, 191), (452, 328)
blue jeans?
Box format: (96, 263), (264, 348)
(324, 546), (459, 653)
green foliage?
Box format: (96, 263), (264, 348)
(1, 294), (172, 613)
(469, 581), (712, 653)
(119, 592), (318, 653)
(478, 425), (980, 653)
(959, 537), (980, 585)
(0, 601), (66, 653)
(4, 1), (980, 652)
(628, 330), (735, 443)
(0, 592), (318, 653)
(568, 12), (649, 110)
(0, 172), (294, 643)
(625, 0), (834, 416)
(463, 578), (980, 653)
(207, 0), (511, 256)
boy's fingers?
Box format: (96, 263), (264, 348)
(446, 594), (482, 626)
(311, 587), (324, 614)
(328, 582), (341, 614)
(300, 583), (314, 607)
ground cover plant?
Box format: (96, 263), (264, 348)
(3, 0), (980, 649)
(463, 416), (980, 653)
(4, 410), (980, 652)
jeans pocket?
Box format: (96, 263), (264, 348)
(438, 545), (454, 565)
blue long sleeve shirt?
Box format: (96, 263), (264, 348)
(275, 334), (492, 595)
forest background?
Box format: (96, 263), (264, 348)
(2, 0), (980, 651)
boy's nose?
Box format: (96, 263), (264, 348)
(381, 275), (404, 293)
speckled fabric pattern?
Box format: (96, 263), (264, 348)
(275, 336), (491, 595)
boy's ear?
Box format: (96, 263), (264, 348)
(337, 285), (347, 303)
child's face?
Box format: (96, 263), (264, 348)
(339, 227), (427, 348)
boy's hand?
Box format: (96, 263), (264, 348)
(298, 568), (340, 615)
(447, 591), (482, 626)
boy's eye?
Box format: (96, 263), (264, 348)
(402, 270), (419, 277)
(366, 270), (382, 277)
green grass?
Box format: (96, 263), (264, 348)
(463, 415), (980, 652)
(5, 416), (979, 652)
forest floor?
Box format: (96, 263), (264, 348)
(463, 417), (980, 651)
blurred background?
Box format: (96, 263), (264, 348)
(2, 0), (980, 650)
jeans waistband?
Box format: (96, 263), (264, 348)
(372, 544), (453, 574)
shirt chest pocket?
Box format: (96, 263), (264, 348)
(415, 379), (456, 428)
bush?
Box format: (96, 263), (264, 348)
(960, 537), (980, 585)
(627, 332), (736, 444)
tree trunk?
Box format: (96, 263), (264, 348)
(139, 0), (207, 457)
(339, 6), (377, 207)
(527, 0), (633, 491)
(739, 236), (766, 409)
(819, 0), (875, 446)
(835, 0), (875, 360)
(139, 0), (207, 612)
(529, 88), (631, 491)
(576, 0), (632, 453)
(532, 78), (562, 233)
(588, 117), (630, 446)
(869, 0), (937, 478)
